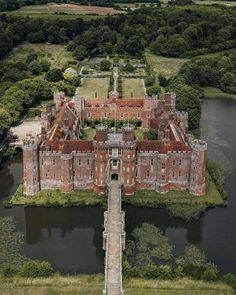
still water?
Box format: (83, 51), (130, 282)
(0, 98), (236, 274)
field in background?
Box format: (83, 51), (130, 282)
(5, 43), (74, 68)
(145, 51), (188, 79)
(77, 78), (110, 99)
(0, 275), (233, 295)
(5, 3), (125, 16)
(122, 78), (146, 98)
(194, 0), (236, 6)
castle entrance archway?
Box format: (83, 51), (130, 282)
(111, 173), (119, 181)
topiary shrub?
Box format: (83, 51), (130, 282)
(19, 260), (54, 278)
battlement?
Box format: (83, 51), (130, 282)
(23, 135), (40, 150)
(174, 110), (188, 120)
(191, 139), (207, 152)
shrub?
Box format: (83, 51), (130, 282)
(3, 199), (13, 208)
(1, 264), (18, 277)
(223, 273), (236, 287)
(202, 268), (219, 281)
(19, 260), (54, 278)
(100, 60), (111, 71)
(155, 265), (173, 280)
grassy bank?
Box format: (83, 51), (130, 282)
(11, 184), (106, 207)
(0, 275), (233, 295)
(203, 87), (236, 100)
(124, 174), (225, 220)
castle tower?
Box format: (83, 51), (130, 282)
(189, 139), (207, 196)
(73, 95), (85, 126)
(60, 154), (74, 193)
(164, 93), (176, 111)
(54, 92), (65, 111)
(93, 125), (109, 194)
(23, 136), (40, 196)
(122, 124), (136, 195)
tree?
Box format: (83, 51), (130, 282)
(126, 223), (173, 268)
(159, 74), (168, 87)
(40, 59), (51, 72)
(220, 72), (236, 94)
(28, 60), (42, 75)
(164, 35), (189, 57)
(150, 35), (167, 55)
(146, 85), (161, 96)
(73, 46), (88, 61)
(0, 107), (12, 134)
(46, 68), (63, 82)
(176, 245), (206, 268)
(100, 60), (111, 71)
(145, 76), (155, 87)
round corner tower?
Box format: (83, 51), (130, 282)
(189, 139), (207, 196)
(23, 137), (40, 196)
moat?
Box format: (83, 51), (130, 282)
(0, 97), (236, 275)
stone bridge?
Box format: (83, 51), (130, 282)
(103, 181), (126, 295)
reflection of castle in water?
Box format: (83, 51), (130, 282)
(24, 206), (104, 253)
(24, 204), (202, 250)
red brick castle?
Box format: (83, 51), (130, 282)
(23, 92), (207, 196)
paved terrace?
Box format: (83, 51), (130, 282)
(103, 181), (125, 295)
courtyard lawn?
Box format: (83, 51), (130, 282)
(11, 184), (106, 207)
(83, 127), (96, 140)
(145, 51), (189, 79)
(122, 78), (146, 99)
(203, 87), (236, 100)
(77, 78), (110, 99)
(0, 275), (233, 295)
(135, 128), (149, 140)
(5, 43), (74, 69)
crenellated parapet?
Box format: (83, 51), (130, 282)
(191, 139), (207, 152)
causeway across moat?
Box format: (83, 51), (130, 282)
(103, 180), (126, 295)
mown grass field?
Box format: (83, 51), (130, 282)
(122, 78), (146, 98)
(77, 78), (110, 99)
(145, 51), (189, 79)
(11, 184), (106, 207)
(3, 3), (125, 18)
(5, 43), (74, 69)
(203, 87), (236, 100)
(0, 275), (233, 295)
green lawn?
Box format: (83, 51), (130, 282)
(203, 87), (236, 100)
(5, 43), (74, 69)
(77, 78), (110, 99)
(0, 275), (233, 295)
(122, 78), (146, 98)
(145, 51), (189, 79)
(83, 127), (96, 140)
(0, 275), (234, 295)
(135, 128), (149, 140)
(11, 184), (106, 207)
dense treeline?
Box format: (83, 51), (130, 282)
(179, 52), (236, 94)
(0, 5), (236, 59)
(0, 5), (235, 134)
